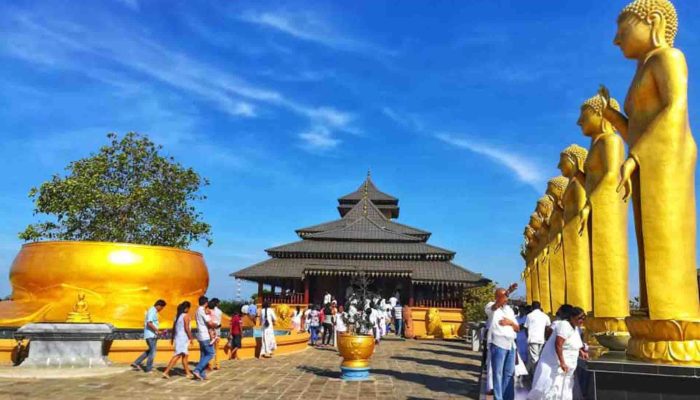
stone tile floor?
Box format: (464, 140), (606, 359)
(0, 337), (481, 400)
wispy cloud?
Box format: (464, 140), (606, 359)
(115, 0), (139, 11)
(436, 134), (545, 190)
(0, 12), (355, 152)
(239, 10), (395, 56)
(298, 126), (340, 151)
(381, 107), (422, 131)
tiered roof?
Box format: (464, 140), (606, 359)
(233, 175), (488, 285)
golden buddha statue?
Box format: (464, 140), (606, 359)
(545, 176), (569, 314)
(527, 216), (543, 303)
(535, 196), (553, 313)
(559, 144), (592, 312)
(66, 293), (92, 323)
(577, 94), (631, 350)
(598, 0), (700, 364)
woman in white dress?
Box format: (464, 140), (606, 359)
(334, 305), (347, 349)
(527, 306), (588, 400)
(291, 306), (302, 333)
(163, 301), (193, 378)
(260, 301), (277, 358)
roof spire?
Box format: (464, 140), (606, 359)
(362, 176), (369, 216)
(367, 169), (371, 179)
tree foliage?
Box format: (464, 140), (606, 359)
(462, 282), (496, 323)
(19, 132), (212, 248)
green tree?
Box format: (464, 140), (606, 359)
(462, 282), (496, 323)
(19, 132), (212, 248)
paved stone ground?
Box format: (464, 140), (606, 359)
(0, 337), (481, 400)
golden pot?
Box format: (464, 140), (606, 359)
(0, 241), (209, 329)
(337, 333), (375, 369)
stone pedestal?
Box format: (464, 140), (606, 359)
(582, 351), (700, 399)
(15, 323), (114, 368)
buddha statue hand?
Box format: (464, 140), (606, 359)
(578, 203), (591, 237)
(616, 158), (637, 202)
(554, 233), (563, 253)
(598, 85), (612, 110)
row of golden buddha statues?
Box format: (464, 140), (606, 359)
(521, 0), (699, 365)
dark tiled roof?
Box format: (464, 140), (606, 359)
(305, 217), (421, 242)
(338, 176), (398, 203)
(266, 239), (454, 256)
(232, 258), (487, 284)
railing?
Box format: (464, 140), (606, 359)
(262, 293), (305, 305)
(415, 299), (462, 309)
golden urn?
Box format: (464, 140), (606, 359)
(337, 333), (375, 370)
(0, 241), (209, 329)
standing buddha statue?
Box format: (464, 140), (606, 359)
(599, 0), (700, 364)
(559, 144), (592, 313)
(545, 176), (569, 314)
(526, 218), (542, 303)
(535, 196), (554, 313)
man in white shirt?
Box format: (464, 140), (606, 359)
(192, 296), (216, 380)
(524, 301), (551, 375)
(485, 285), (519, 400)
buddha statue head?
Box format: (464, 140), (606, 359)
(546, 176), (569, 206)
(536, 195), (554, 222)
(578, 94), (621, 137)
(529, 212), (543, 231)
(524, 225), (536, 244)
(615, 0), (678, 59)
(558, 145), (588, 179)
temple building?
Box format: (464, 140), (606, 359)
(233, 174), (490, 329)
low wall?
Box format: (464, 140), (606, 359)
(0, 331), (310, 365)
(408, 307), (466, 338)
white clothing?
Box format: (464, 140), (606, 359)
(335, 313), (347, 333)
(173, 314), (190, 355)
(389, 297), (397, 307)
(486, 304), (517, 350)
(241, 304), (249, 315)
(527, 321), (583, 400)
(291, 310), (302, 331)
(213, 306), (223, 337)
(260, 307), (277, 356)
(323, 293), (331, 305)
(194, 306), (211, 341)
(525, 309), (551, 344)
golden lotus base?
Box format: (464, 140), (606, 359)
(341, 359), (370, 369)
(625, 317), (700, 365)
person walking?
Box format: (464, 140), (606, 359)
(291, 305), (302, 332)
(528, 307), (588, 400)
(524, 301), (550, 375)
(393, 302), (404, 337)
(225, 309), (243, 360)
(192, 296), (216, 380)
(486, 285), (519, 400)
(131, 299), (166, 373)
(260, 301), (277, 358)
(321, 304), (334, 347)
(334, 304), (347, 348)
(308, 305), (320, 346)
(162, 301), (193, 378)
(208, 298), (223, 369)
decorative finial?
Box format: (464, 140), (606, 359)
(362, 177), (369, 216)
(367, 169), (371, 178)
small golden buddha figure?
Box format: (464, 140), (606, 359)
(66, 293), (92, 323)
(597, 0), (700, 364)
(535, 196), (553, 313)
(578, 94), (630, 322)
(525, 223), (541, 302)
(560, 144), (592, 312)
(545, 176), (569, 313)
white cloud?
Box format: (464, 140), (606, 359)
(239, 10), (395, 56)
(0, 13), (356, 150)
(436, 133), (546, 190)
(115, 0), (139, 11)
(381, 107), (422, 131)
(298, 126), (340, 151)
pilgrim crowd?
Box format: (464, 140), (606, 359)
(483, 284), (589, 400)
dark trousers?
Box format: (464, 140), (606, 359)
(133, 338), (157, 372)
(322, 323), (334, 345)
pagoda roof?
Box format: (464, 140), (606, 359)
(232, 258), (488, 285)
(266, 240), (454, 258)
(338, 175), (398, 203)
(305, 217), (421, 242)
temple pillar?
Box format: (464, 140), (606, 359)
(409, 282), (415, 306)
(257, 282), (263, 304)
(303, 278), (309, 304)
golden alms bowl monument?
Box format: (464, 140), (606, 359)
(0, 241), (208, 329)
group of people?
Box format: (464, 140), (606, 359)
(130, 296), (242, 380)
(300, 292), (405, 347)
(485, 284), (589, 400)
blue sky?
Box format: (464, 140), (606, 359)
(0, 0), (698, 301)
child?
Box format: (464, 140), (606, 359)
(225, 310), (243, 360)
(206, 303), (219, 346)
